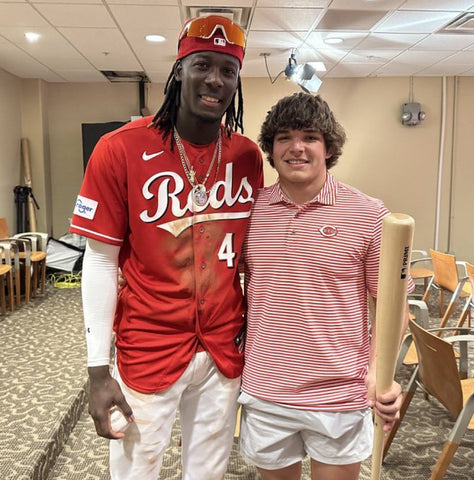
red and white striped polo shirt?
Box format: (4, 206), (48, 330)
(241, 172), (401, 411)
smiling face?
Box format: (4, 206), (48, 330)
(175, 51), (240, 131)
(272, 127), (331, 204)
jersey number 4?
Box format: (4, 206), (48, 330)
(218, 233), (236, 268)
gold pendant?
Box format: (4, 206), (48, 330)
(188, 166), (196, 184)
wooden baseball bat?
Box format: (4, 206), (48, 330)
(21, 138), (37, 231)
(371, 213), (414, 480)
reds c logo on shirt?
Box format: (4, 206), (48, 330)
(139, 163), (255, 237)
(319, 225), (338, 237)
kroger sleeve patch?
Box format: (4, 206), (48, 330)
(74, 195), (98, 220)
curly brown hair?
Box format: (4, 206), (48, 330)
(258, 92), (346, 169)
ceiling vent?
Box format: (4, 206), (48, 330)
(438, 12), (474, 34)
(185, 6), (252, 30)
(100, 70), (150, 83)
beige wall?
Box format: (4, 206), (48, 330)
(21, 79), (51, 233)
(242, 76), (473, 262)
(0, 69), (22, 233)
(0, 71), (472, 262)
(46, 82), (143, 237)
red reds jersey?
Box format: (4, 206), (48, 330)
(70, 116), (263, 393)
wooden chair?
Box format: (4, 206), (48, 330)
(0, 245), (15, 315)
(410, 249), (434, 299)
(424, 249), (470, 329)
(0, 218), (47, 302)
(385, 319), (474, 479)
(455, 262), (473, 329)
(0, 239), (21, 307)
(395, 299), (429, 373)
(13, 232), (48, 298)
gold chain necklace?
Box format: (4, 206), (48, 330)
(173, 128), (222, 207)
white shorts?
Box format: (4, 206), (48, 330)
(109, 351), (241, 480)
(238, 391), (373, 470)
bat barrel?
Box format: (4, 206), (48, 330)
(371, 213), (414, 480)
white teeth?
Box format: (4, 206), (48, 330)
(287, 160), (306, 164)
(202, 95), (219, 103)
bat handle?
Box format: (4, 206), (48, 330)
(371, 416), (385, 480)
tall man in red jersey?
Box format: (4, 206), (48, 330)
(70, 15), (263, 480)
(239, 93), (410, 480)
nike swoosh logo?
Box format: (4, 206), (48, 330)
(142, 150), (164, 161)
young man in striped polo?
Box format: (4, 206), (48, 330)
(239, 92), (410, 480)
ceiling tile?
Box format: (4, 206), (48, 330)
(374, 49), (455, 75)
(438, 49), (474, 63)
(0, 3), (49, 27)
(256, 0), (329, 6)
(59, 27), (141, 70)
(342, 49), (401, 64)
(400, 0), (474, 11)
(315, 9), (390, 30)
(418, 63), (474, 75)
(329, 0), (405, 10)
(375, 10), (462, 33)
(414, 33), (474, 50)
(31, 0), (101, 3)
(251, 8), (323, 31)
(246, 30), (305, 49)
(326, 62), (383, 77)
(305, 31), (368, 50)
(107, 0), (176, 4)
(0, 42), (64, 80)
(0, 25), (64, 44)
(354, 33), (428, 50)
(181, 0), (254, 5)
(33, 4), (115, 28)
(21, 43), (91, 70)
(109, 5), (182, 30)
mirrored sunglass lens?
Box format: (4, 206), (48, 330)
(187, 17), (244, 46)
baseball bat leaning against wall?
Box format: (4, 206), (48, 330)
(370, 213), (415, 480)
(21, 138), (37, 231)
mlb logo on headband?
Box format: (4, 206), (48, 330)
(214, 38), (226, 47)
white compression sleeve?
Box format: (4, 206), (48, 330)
(82, 238), (120, 367)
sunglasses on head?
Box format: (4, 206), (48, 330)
(180, 15), (246, 49)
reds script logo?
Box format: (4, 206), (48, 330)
(139, 163), (254, 237)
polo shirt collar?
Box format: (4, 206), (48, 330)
(268, 171), (339, 206)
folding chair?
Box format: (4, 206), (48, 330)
(385, 319), (474, 479)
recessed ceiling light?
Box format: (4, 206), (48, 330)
(324, 37), (343, 45)
(25, 32), (41, 43)
(145, 34), (165, 43)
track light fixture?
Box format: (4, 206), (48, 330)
(261, 52), (322, 94)
(284, 53), (322, 94)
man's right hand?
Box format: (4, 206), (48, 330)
(88, 365), (134, 439)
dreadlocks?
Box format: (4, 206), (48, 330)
(149, 63), (244, 149)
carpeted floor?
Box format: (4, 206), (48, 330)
(1, 285), (473, 479)
(0, 285), (88, 480)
